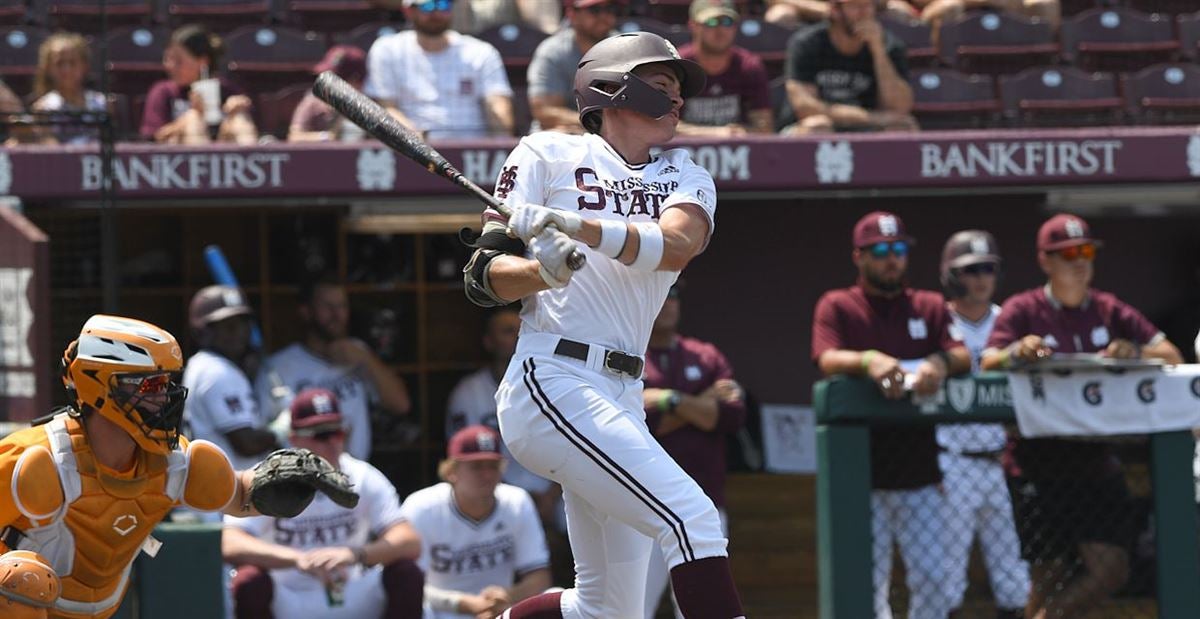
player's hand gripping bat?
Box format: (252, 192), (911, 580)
(311, 71), (586, 271)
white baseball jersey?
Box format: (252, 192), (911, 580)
(224, 453), (404, 618)
(256, 343), (378, 460)
(446, 369), (553, 495)
(938, 304), (1007, 453)
(182, 350), (268, 471)
(490, 132), (717, 355)
(364, 30), (513, 140)
(399, 482), (549, 618)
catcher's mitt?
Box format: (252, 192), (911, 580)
(250, 448), (360, 518)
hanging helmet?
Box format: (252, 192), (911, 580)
(574, 31), (706, 131)
(61, 315), (188, 455)
(940, 230), (1002, 299)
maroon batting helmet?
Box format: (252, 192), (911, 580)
(189, 285), (253, 332)
(940, 230), (1001, 299)
(573, 32), (705, 132)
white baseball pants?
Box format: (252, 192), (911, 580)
(872, 485), (953, 619)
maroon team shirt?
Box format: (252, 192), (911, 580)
(139, 77), (246, 140)
(812, 285), (960, 490)
(644, 335), (746, 508)
(988, 285), (1164, 479)
(677, 44), (771, 127)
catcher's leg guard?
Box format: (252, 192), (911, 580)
(0, 550), (60, 619)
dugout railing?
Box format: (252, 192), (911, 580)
(813, 373), (1200, 619)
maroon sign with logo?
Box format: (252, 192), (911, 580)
(0, 207), (50, 421)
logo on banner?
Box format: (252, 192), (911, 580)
(1136, 378), (1156, 403)
(1030, 374), (1045, 401)
(356, 149), (396, 191)
(947, 378), (976, 413)
(815, 141), (853, 184)
(1082, 381), (1103, 406)
(0, 151), (11, 194)
(1188, 134), (1200, 177)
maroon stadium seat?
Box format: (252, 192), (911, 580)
(334, 21), (404, 53)
(0, 0), (27, 25)
(475, 22), (548, 90)
(999, 66), (1123, 127)
(880, 14), (937, 68)
(910, 68), (1001, 129)
(1179, 12), (1200, 60)
(0, 26), (49, 96)
(939, 11), (1059, 75)
(165, 0), (273, 29)
(34, 0), (157, 30)
(224, 25), (327, 93)
(256, 81), (308, 139)
(734, 18), (793, 77)
(1061, 8), (1178, 72)
(285, 0), (387, 37)
(618, 17), (689, 47)
(1123, 63), (1200, 125)
(97, 26), (170, 95)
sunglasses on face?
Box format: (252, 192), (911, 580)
(1054, 243), (1096, 261)
(864, 241), (909, 259)
(701, 16), (736, 27)
(414, 0), (452, 12)
(959, 262), (997, 276)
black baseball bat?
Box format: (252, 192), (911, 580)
(311, 71), (585, 271)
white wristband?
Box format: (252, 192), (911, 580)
(424, 584), (465, 612)
(596, 219), (628, 259)
(630, 222), (664, 272)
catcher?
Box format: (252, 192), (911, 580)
(0, 315), (359, 619)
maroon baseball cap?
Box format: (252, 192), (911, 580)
(447, 425), (504, 461)
(313, 45), (367, 81)
(1037, 213), (1103, 252)
(853, 211), (914, 248)
(290, 388), (344, 435)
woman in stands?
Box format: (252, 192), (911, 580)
(140, 24), (258, 145)
(30, 33), (110, 145)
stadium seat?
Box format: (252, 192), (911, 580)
(1127, 0), (1196, 16)
(0, 0), (27, 25)
(939, 11), (1059, 75)
(96, 26), (169, 95)
(618, 17), (689, 47)
(1061, 8), (1178, 72)
(910, 68), (1001, 129)
(1059, 0), (1102, 18)
(224, 25), (327, 93)
(0, 26), (49, 96)
(1179, 12), (1200, 60)
(734, 19), (792, 77)
(879, 14), (937, 68)
(34, 0), (157, 30)
(256, 81), (308, 139)
(475, 22), (547, 90)
(285, 0), (388, 37)
(165, 0), (274, 29)
(1123, 63), (1200, 125)
(999, 66), (1123, 127)
(334, 21), (404, 53)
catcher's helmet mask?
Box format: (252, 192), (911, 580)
(574, 32), (706, 132)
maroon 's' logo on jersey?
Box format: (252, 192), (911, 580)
(495, 166), (518, 199)
(574, 167), (677, 218)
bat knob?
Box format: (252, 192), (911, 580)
(567, 251), (587, 271)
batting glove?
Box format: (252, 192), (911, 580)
(507, 204), (583, 243)
(530, 228), (577, 289)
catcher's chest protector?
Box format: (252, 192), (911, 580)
(3, 414), (189, 619)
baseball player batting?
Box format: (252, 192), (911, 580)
(461, 32), (744, 619)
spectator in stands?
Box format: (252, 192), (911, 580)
(676, 0), (773, 136)
(526, 0), (623, 133)
(290, 45), (370, 142)
(981, 214), (1182, 619)
(400, 425), (552, 618)
(451, 0), (562, 35)
(141, 24), (258, 145)
(891, 0), (1061, 32)
(812, 211), (970, 619)
(223, 388), (425, 619)
(30, 33), (108, 145)
(641, 281), (746, 619)
(255, 274), (412, 462)
(0, 79), (36, 145)
(365, 0), (515, 140)
(782, 0), (916, 133)
(765, 0), (832, 29)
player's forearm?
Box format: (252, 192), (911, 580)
(361, 353), (412, 415)
(383, 103), (422, 137)
(870, 48), (914, 113)
(1143, 338), (1183, 364)
(221, 528), (300, 568)
(509, 568), (552, 603)
(223, 469), (262, 517)
(530, 98), (584, 130)
(817, 349), (875, 377)
(655, 412), (689, 437)
(365, 522), (422, 565)
(488, 255), (552, 301)
(485, 95), (515, 137)
(674, 393), (720, 431)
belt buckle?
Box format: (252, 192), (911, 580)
(603, 350), (643, 378)
(603, 350), (624, 376)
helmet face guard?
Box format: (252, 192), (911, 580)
(574, 32), (706, 132)
(109, 372), (188, 452)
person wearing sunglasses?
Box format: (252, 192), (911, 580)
(936, 231), (1030, 619)
(782, 0), (917, 134)
(364, 0), (515, 139)
(812, 210), (970, 619)
(527, 0), (625, 133)
(225, 388), (425, 619)
(981, 214), (1181, 619)
(673, 0), (773, 137)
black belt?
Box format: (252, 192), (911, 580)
(554, 339), (644, 378)
(941, 446), (1004, 461)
